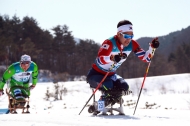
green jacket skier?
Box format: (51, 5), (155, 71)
(0, 54), (38, 100)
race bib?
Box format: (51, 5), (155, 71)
(97, 100), (105, 111)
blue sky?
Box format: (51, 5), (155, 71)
(0, 0), (190, 44)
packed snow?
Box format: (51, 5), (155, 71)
(0, 73), (190, 126)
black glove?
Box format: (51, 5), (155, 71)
(111, 53), (127, 63)
(151, 37), (159, 48)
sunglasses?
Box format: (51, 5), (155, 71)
(21, 61), (31, 65)
(120, 33), (134, 39)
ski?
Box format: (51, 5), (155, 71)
(0, 108), (9, 114)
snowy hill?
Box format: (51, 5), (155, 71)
(0, 73), (190, 126)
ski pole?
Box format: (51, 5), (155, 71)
(133, 48), (156, 115)
(78, 64), (115, 115)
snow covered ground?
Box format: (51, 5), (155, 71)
(0, 73), (190, 126)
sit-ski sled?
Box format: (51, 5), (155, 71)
(88, 89), (126, 116)
(6, 87), (30, 114)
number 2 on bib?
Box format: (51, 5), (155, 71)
(97, 100), (105, 111)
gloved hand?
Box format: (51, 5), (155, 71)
(111, 53), (127, 63)
(151, 37), (159, 48)
(29, 85), (35, 90)
(0, 90), (4, 96)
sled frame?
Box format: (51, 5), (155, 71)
(91, 89), (125, 115)
(6, 88), (30, 114)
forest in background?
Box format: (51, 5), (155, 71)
(0, 15), (190, 80)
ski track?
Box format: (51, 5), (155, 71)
(1, 108), (190, 126)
